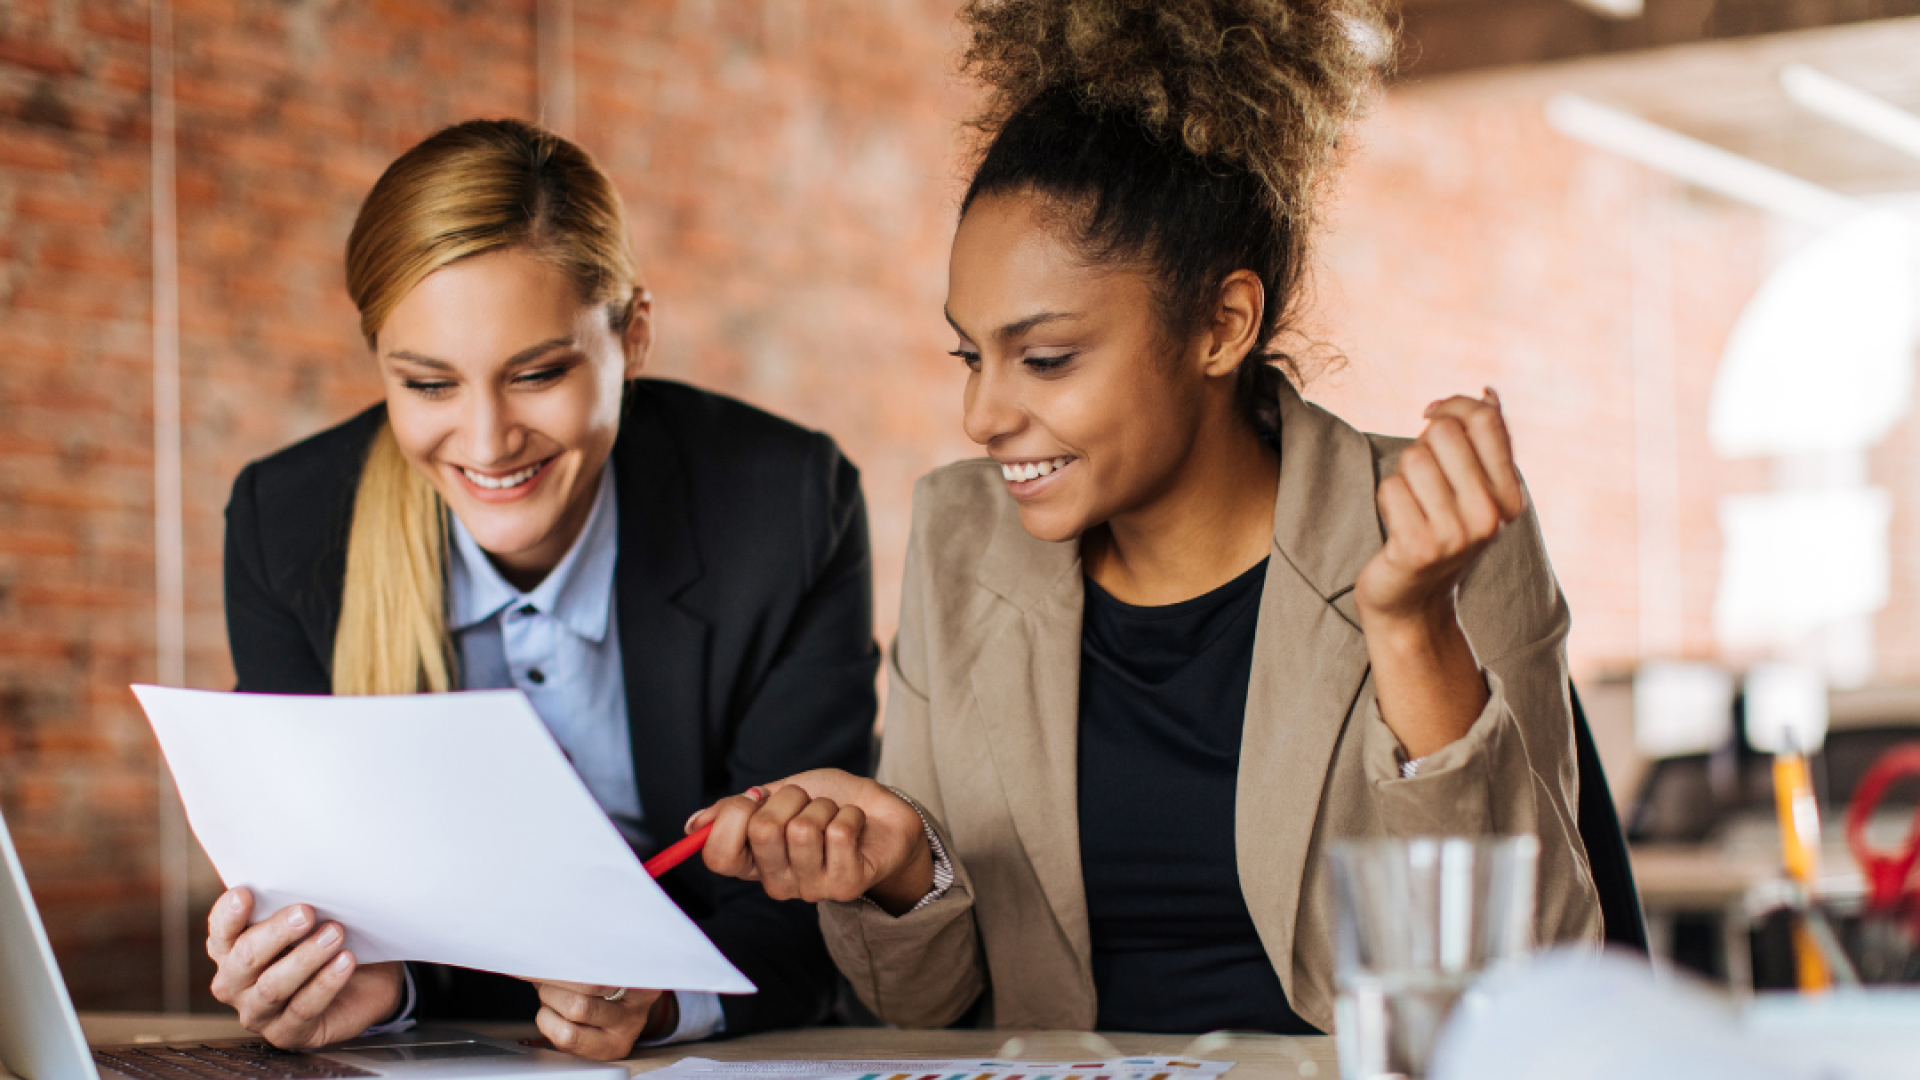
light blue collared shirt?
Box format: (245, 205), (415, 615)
(447, 465), (646, 849)
(381, 464), (723, 1045)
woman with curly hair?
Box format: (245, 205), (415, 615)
(690, 0), (1603, 1034)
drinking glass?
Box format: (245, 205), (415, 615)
(1329, 836), (1539, 1080)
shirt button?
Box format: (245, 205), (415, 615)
(526, 668), (546, 685)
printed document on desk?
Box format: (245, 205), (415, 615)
(131, 685), (753, 994)
(642, 1058), (1236, 1080)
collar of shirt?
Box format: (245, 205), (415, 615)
(446, 464), (619, 642)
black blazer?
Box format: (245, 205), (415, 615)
(223, 378), (880, 1036)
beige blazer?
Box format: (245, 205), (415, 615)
(821, 380), (1603, 1032)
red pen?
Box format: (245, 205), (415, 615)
(644, 822), (712, 877)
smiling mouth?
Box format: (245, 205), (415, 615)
(460, 459), (550, 491)
(1000, 456), (1075, 483)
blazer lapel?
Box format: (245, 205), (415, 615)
(611, 390), (711, 855)
(968, 497), (1092, 974)
(1237, 382), (1386, 1013)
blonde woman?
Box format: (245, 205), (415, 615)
(204, 121), (877, 1057)
(688, 0), (1603, 1035)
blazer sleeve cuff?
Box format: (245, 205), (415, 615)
(879, 786), (956, 913)
(1362, 668), (1515, 835)
(818, 811), (983, 1028)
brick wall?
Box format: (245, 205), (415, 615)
(1310, 82), (1920, 687)
(0, 0), (1902, 1011)
(2, 0), (174, 1010)
(1302, 82), (1778, 679)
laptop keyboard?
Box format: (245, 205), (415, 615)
(94, 1044), (378, 1080)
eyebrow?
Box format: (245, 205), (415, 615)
(944, 308), (1079, 342)
(385, 337), (577, 371)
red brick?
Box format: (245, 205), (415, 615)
(0, 127), (74, 171)
(24, 730), (116, 754)
(97, 55), (151, 94)
(6, 282), (126, 319)
(85, 776), (157, 818)
(0, 334), (70, 366)
(14, 192), (116, 228)
(32, 877), (158, 907)
(9, 833), (92, 864)
(10, 777), (66, 812)
(80, 7), (152, 46)
(87, 154), (151, 188)
(38, 245), (145, 279)
(0, 532), (78, 558)
(6, 483), (137, 513)
(0, 34), (83, 76)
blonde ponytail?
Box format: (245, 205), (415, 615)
(332, 424), (454, 695)
(331, 119), (637, 696)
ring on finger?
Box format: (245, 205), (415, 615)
(603, 987), (627, 1002)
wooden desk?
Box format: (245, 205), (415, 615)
(1630, 845), (1781, 913)
(71, 1016), (1337, 1080)
(1631, 844), (1867, 992)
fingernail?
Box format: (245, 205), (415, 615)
(227, 891), (246, 911)
(746, 786), (767, 802)
(1423, 401), (1439, 416)
(287, 908), (309, 930)
(684, 811), (702, 835)
(318, 924), (341, 947)
(333, 952), (352, 971)
(1485, 386), (1502, 405)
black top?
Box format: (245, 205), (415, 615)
(1076, 557), (1316, 1035)
(224, 378), (880, 1036)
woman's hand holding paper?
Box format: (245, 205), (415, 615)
(690, 770), (935, 915)
(206, 887), (403, 1049)
(522, 980), (671, 1060)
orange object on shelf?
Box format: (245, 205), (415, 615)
(1773, 750), (1830, 992)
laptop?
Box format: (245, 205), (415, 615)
(0, 806), (626, 1080)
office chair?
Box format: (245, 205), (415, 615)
(1570, 683), (1649, 952)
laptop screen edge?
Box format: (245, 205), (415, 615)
(0, 806), (99, 1080)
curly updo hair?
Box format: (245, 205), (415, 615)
(960, 0), (1394, 411)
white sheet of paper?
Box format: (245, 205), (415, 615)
(131, 684), (753, 994)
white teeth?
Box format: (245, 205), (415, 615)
(1000, 456), (1073, 483)
(462, 462), (540, 490)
